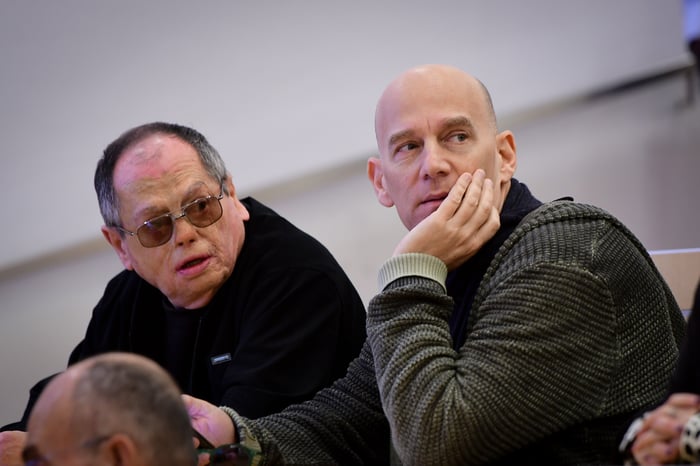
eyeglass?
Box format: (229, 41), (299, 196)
(22, 435), (112, 466)
(118, 187), (225, 248)
(197, 443), (258, 466)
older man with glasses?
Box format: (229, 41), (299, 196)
(0, 122), (367, 466)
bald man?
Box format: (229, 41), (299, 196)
(184, 64), (685, 466)
(22, 353), (196, 466)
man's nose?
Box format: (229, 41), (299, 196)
(173, 213), (198, 245)
(420, 143), (451, 178)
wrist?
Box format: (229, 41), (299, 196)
(219, 406), (262, 465)
(218, 406), (240, 443)
(378, 253), (447, 291)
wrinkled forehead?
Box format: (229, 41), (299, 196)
(374, 70), (490, 148)
(113, 135), (206, 188)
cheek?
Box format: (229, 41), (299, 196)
(216, 218), (245, 263)
(384, 169), (414, 195)
(130, 250), (170, 284)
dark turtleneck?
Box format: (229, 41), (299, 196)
(162, 299), (206, 391)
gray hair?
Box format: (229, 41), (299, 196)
(71, 356), (197, 466)
(94, 122), (230, 229)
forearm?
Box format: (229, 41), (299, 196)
(224, 342), (389, 465)
(368, 275), (479, 465)
(367, 259), (619, 465)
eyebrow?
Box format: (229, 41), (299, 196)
(387, 116), (477, 148)
(442, 116), (476, 132)
(132, 181), (212, 221)
(388, 129), (416, 148)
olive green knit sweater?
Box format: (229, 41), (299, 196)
(229, 201), (685, 465)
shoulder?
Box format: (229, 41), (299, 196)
(505, 200), (639, 254)
(483, 200), (652, 289)
(102, 268), (146, 297)
(242, 197), (319, 247)
(515, 200), (621, 233)
(237, 198), (359, 296)
(96, 269), (156, 312)
(240, 197), (339, 268)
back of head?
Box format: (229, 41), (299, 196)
(71, 353), (197, 466)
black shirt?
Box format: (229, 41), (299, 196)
(4, 197), (367, 430)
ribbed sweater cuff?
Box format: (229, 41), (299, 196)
(220, 406), (262, 466)
(378, 253), (448, 292)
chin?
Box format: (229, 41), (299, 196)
(180, 295), (214, 310)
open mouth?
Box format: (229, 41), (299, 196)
(179, 257), (206, 271)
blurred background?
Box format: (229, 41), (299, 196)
(1, 0), (698, 424)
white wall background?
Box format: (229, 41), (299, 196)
(0, 0), (693, 425)
(0, 0), (688, 271)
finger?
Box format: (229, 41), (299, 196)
(633, 431), (674, 465)
(450, 180), (499, 258)
(182, 394), (214, 419)
(667, 393), (700, 408)
(182, 394), (195, 410)
(197, 452), (212, 466)
(646, 439), (680, 465)
(647, 405), (689, 431)
(653, 415), (684, 439)
(635, 417), (684, 456)
(437, 172), (473, 217)
(633, 425), (666, 452)
(454, 176), (496, 232)
(460, 168), (486, 210)
(635, 448), (674, 466)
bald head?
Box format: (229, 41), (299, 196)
(26, 353), (196, 466)
(375, 64), (497, 150)
(29, 353), (173, 431)
(367, 64), (516, 230)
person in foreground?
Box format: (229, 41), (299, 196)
(185, 64), (686, 466)
(0, 122), (367, 465)
(24, 352), (196, 466)
(621, 281), (700, 465)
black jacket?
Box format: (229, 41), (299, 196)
(3, 197), (367, 430)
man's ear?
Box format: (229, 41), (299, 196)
(224, 175), (250, 221)
(366, 157), (395, 208)
(101, 226), (134, 270)
(496, 130), (517, 181)
(102, 433), (138, 466)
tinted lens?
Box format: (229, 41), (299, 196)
(185, 196), (222, 227)
(132, 194), (223, 248)
(23, 459), (44, 466)
(21, 446), (46, 466)
(137, 215), (174, 247)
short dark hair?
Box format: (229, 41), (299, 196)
(72, 356), (197, 465)
(94, 122), (229, 228)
